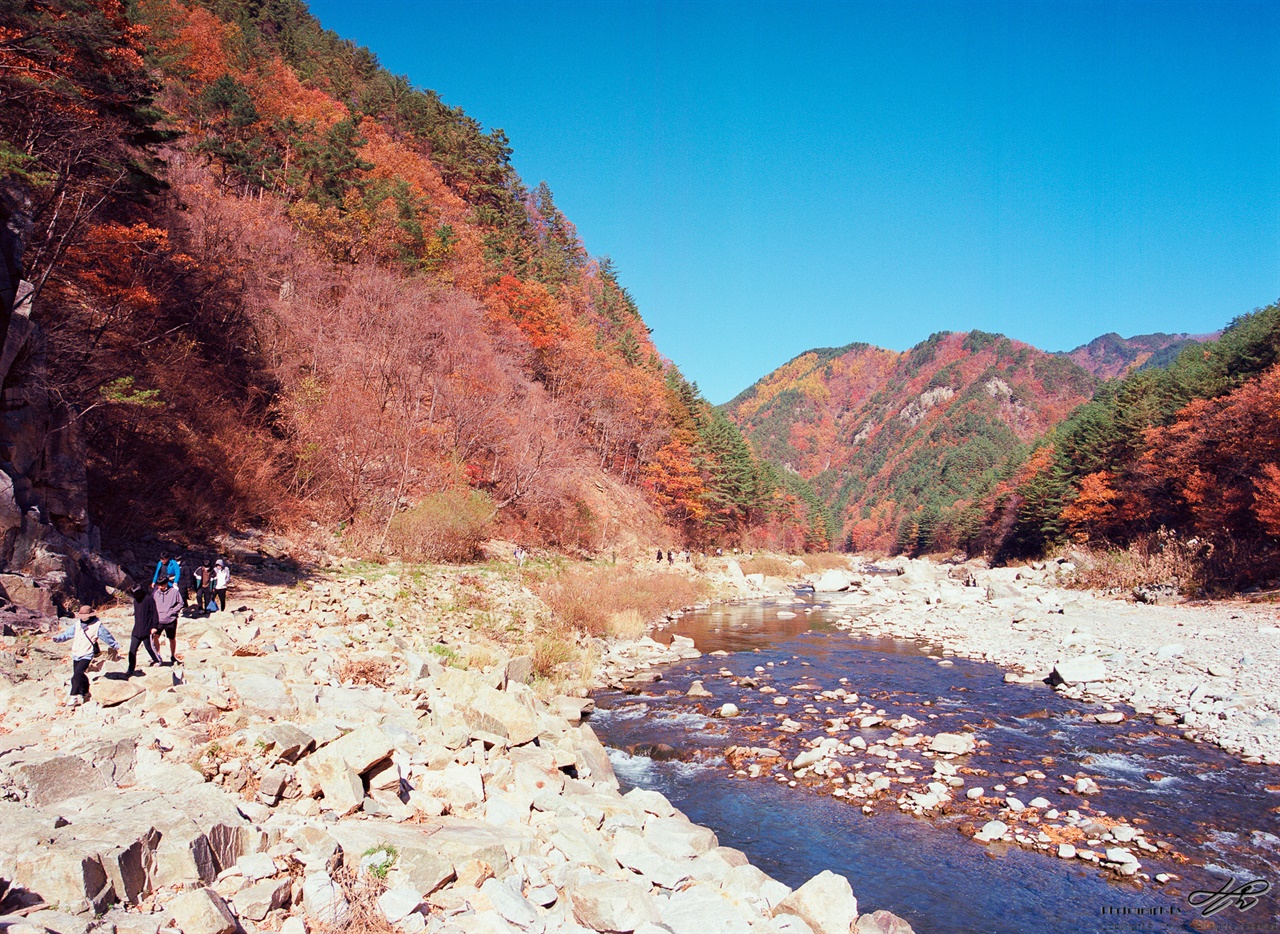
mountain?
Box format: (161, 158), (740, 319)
(1061, 331), (1219, 380)
(723, 331), (1098, 553)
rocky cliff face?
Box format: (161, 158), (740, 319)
(0, 188), (128, 623)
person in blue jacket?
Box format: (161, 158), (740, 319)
(152, 553), (180, 589)
(53, 605), (119, 707)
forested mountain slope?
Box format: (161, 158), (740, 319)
(0, 0), (821, 577)
(994, 302), (1280, 587)
(723, 331), (1098, 553)
(1062, 331), (1217, 380)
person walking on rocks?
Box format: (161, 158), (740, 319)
(212, 558), (230, 613)
(126, 585), (162, 675)
(194, 559), (213, 616)
(152, 552), (180, 588)
(53, 605), (119, 707)
(151, 574), (183, 665)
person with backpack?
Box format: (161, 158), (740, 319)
(212, 558), (230, 613)
(151, 574), (183, 664)
(126, 585), (162, 675)
(52, 605), (119, 707)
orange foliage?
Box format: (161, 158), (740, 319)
(1140, 365), (1280, 542)
(484, 275), (567, 351)
(642, 439), (709, 524)
(1061, 471), (1119, 541)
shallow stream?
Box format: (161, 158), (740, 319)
(588, 598), (1280, 933)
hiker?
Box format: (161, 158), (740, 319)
(212, 558), (230, 612)
(152, 552), (180, 588)
(176, 556), (193, 614)
(657, 548), (663, 563)
(194, 559), (213, 616)
(667, 550), (673, 566)
(126, 585), (162, 674)
(151, 574), (183, 664)
(52, 605), (119, 706)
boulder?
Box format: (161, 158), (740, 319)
(661, 885), (758, 933)
(377, 886), (424, 925)
(231, 877), (290, 922)
(431, 668), (538, 745)
(480, 877), (540, 927)
(93, 677), (144, 708)
(571, 879), (661, 932)
(166, 889), (236, 934)
(775, 870), (858, 934)
(261, 722), (314, 763)
(302, 871), (350, 927)
(15, 754), (106, 806)
(1051, 656), (1107, 686)
(813, 570), (854, 593)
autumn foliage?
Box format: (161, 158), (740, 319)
(0, 0), (818, 554)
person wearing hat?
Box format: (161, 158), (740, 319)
(151, 573), (183, 664)
(126, 584), (162, 675)
(212, 558), (230, 613)
(52, 606), (119, 706)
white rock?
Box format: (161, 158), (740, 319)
(974, 820), (1008, 843)
(928, 733), (975, 755)
(719, 703), (740, 718)
(1052, 656), (1107, 685)
(774, 870), (858, 934)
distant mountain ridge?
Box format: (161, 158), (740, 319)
(1061, 331), (1220, 380)
(723, 330), (1098, 551)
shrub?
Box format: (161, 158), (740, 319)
(1060, 530), (1205, 595)
(532, 631), (576, 678)
(384, 488), (494, 562)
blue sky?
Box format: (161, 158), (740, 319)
(309, 0), (1280, 403)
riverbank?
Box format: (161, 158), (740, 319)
(805, 556), (1280, 766)
(0, 556), (909, 934)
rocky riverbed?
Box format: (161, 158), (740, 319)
(0, 559), (911, 934)
(803, 556), (1280, 766)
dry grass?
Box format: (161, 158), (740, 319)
(313, 866), (396, 933)
(535, 564), (709, 637)
(338, 657), (392, 688)
(1059, 531), (1205, 595)
(532, 631), (577, 679)
(801, 552), (852, 572)
(738, 555), (801, 578)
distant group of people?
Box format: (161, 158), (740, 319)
(54, 552), (232, 708)
(656, 548), (693, 565)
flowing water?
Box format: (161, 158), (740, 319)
(588, 598), (1280, 934)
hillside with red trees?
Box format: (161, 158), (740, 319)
(724, 331), (1098, 554)
(0, 0), (823, 555)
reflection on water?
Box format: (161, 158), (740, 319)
(590, 599), (1280, 934)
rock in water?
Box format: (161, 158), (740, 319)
(928, 732), (975, 755)
(856, 909), (918, 934)
(686, 680), (713, 698)
(1051, 655), (1107, 685)
(719, 703), (740, 718)
(775, 869), (858, 934)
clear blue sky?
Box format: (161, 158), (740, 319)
(309, 0), (1280, 403)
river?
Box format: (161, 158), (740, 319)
(588, 597), (1280, 934)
